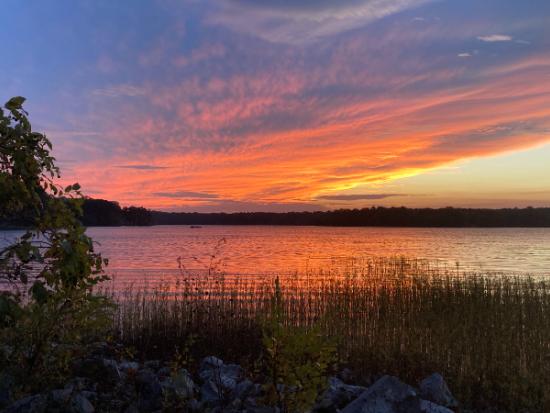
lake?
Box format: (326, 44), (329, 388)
(2, 226), (549, 290)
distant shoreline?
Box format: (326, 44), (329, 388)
(4, 201), (550, 228)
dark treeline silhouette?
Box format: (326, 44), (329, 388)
(81, 199), (152, 226)
(5, 199), (550, 228)
(151, 207), (550, 227)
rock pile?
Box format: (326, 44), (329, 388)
(2, 351), (459, 413)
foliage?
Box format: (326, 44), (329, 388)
(0, 97), (113, 393)
(259, 278), (337, 413)
(151, 206), (550, 227)
(80, 198), (152, 227)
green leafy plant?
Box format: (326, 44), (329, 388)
(260, 277), (337, 413)
(0, 97), (113, 393)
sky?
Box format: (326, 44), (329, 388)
(1, 0), (549, 212)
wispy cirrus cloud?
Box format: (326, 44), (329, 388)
(152, 191), (220, 199)
(91, 84), (147, 98)
(477, 34), (513, 42)
(317, 193), (406, 201)
(208, 0), (435, 43)
(115, 165), (170, 170)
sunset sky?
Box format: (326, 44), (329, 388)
(2, 0), (549, 212)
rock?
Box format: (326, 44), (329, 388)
(173, 368), (197, 399)
(72, 357), (120, 384)
(71, 393), (95, 413)
(0, 373), (14, 408)
(135, 370), (162, 412)
(188, 398), (203, 412)
(119, 361), (140, 372)
(339, 368), (354, 383)
(315, 377), (367, 412)
(50, 387), (73, 404)
(4, 394), (47, 413)
(234, 379), (258, 400)
(340, 375), (417, 413)
(419, 399), (455, 413)
(199, 356), (244, 405)
(200, 356), (224, 373)
(419, 373), (458, 408)
(200, 379), (224, 406)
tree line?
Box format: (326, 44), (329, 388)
(3, 198), (550, 228)
(152, 206), (550, 227)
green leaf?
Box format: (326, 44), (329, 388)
(5, 96), (26, 110)
(30, 281), (49, 305)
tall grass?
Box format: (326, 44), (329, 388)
(109, 257), (550, 412)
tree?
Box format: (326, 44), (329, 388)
(0, 97), (112, 392)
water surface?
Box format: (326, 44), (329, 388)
(2, 226), (549, 289)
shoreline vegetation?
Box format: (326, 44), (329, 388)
(108, 258), (550, 412)
(41, 199), (550, 227)
(3, 198), (550, 229)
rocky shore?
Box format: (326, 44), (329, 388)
(2, 343), (459, 413)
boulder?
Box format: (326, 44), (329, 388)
(173, 368), (197, 399)
(71, 393), (95, 413)
(200, 379), (224, 406)
(340, 375), (417, 413)
(315, 377), (367, 412)
(419, 373), (458, 408)
(0, 373), (14, 408)
(72, 357), (120, 384)
(341, 375), (456, 413)
(3, 394), (47, 413)
(135, 370), (162, 412)
(234, 379), (260, 400)
(119, 361), (140, 372)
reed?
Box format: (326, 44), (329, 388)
(108, 257), (550, 412)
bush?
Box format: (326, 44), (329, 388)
(0, 97), (113, 394)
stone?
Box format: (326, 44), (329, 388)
(315, 377), (367, 412)
(0, 373), (14, 408)
(50, 388), (72, 404)
(234, 379), (258, 400)
(4, 395), (47, 413)
(135, 370), (163, 412)
(72, 357), (120, 384)
(119, 361), (140, 372)
(340, 375), (417, 413)
(200, 356), (224, 373)
(173, 368), (197, 399)
(71, 393), (95, 413)
(419, 373), (458, 408)
(419, 399), (455, 413)
(200, 379), (224, 406)
(339, 368), (354, 383)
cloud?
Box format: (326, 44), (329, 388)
(477, 34), (512, 42)
(115, 165), (170, 170)
(458, 52), (472, 58)
(161, 199), (325, 213)
(317, 193), (406, 201)
(209, 0), (435, 43)
(91, 84), (147, 98)
(152, 191), (220, 199)
(40, 0), (550, 211)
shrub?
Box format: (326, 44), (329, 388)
(0, 97), (113, 393)
(260, 278), (337, 413)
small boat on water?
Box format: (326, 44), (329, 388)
(190, 225), (202, 228)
